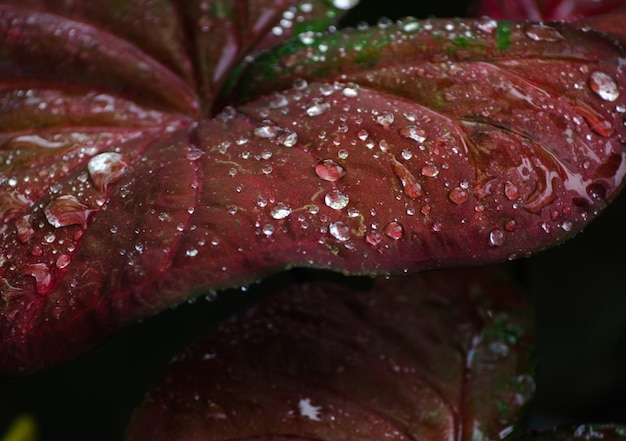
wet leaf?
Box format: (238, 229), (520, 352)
(2, 9), (626, 375)
(472, 0), (626, 22)
(126, 267), (535, 441)
(522, 423), (626, 440)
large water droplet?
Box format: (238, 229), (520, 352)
(524, 24), (564, 42)
(391, 158), (422, 199)
(399, 126), (426, 143)
(448, 187), (469, 205)
(589, 71), (620, 102)
(376, 111), (394, 127)
(87, 152), (128, 192)
(44, 195), (94, 229)
(278, 129), (298, 147)
(306, 100), (329, 116)
(22, 263), (53, 295)
(325, 189), (350, 210)
(489, 229), (505, 247)
(504, 181), (519, 201)
(421, 163), (439, 178)
(315, 159), (346, 181)
(271, 202), (292, 219)
(330, 0), (359, 10)
(329, 221), (351, 241)
(254, 121), (279, 138)
(384, 222), (403, 240)
(56, 254), (71, 269)
(15, 215), (35, 243)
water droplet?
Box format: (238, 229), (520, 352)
(315, 159), (346, 181)
(357, 129), (369, 141)
(293, 78), (308, 90)
(278, 129), (298, 147)
(329, 221), (350, 241)
(319, 83), (334, 96)
(298, 31), (316, 45)
(87, 152), (128, 192)
(331, 0), (359, 10)
(524, 24), (564, 42)
(271, 202), (292, 219)
(401, 149), (413, 160)
(541, 222), (551, 233)
(504, 219), (517, 232)
(376, 111), (394, 127)
(15, 215), (35, 243)
(589, 71), (619, 102)
(262, 224), (274, 236)
(561, 220), (572, 232)
(421, 163), (439, 177)
(56, 254), (71, 269)
(186, 248), (199, 257)
(448, 187), (469, 205)
(338, 149), (349, 159)
(325, 189), (350, 210)
(254, 121), (279, 138)
(504, 181), (519, 201)
(186, 146), (204, 160)
(23, 263), (53, 295)
(391, 158), (422, 199)
(489, 229), (505, 247)
(399, 126), (426, 143)
(384, 222), (403, 240)
(306, 100), (329, 116)
(44, 195), (94, 229)
(365, 231), (382, 246)
(342, 83), (359, 97)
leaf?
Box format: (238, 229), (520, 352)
(522, 424), (626, 440)
(126, 267), (535, 441)
(2, 10), (626, 375)
(471, 0), (626, 21)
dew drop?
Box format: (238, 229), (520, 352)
(23, 263), (53, 295)
(504, 219), (517, 232)
(384, 222), (403, 240)
(401, 149), (413, 160)
(524, 24), (564, 42)
(56, 254), (71, 269)
(338, 149), (349, 159)
(399, 126), (426, 143)
(331, 0), (359, 10)
(15, 215), (35, 243)
(306, 100), (329, 116)
(391, 158), (422, 199)
(87, 152), (128, 192)
(421, 163), (439, 178)
(366, 231), (382, 246)
(357, 129), (369, 141)
(376, 111), (395, 127)
(44, 195), (94, 229)
(561, 220), (572, 232)
(342, 83), (359, 97)
(254, 121), (279, 138)
(329, 221), (351, 241)
(489, 229), (505, 247)
(315, 159), (346, 181)
(504, 181), (519, 201)
(325, 189), (350, 210)
(448, 187), (469, 205)
(186, 146), (204, 160)
(186, 248), (199, 257)
(262, 224), (274, 236)
(589, 71), (620, 102)
(278, 129), (298, 147)
(271, 202), (292, 219)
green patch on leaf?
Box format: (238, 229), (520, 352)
(496, 21), (512, 51)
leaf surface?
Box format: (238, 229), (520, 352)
(126, 267), (534, 441)
(472, 0), (626, 21)
(1, 10), (626, 374)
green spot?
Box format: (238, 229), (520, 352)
(496, 21), (512, 52)
(452, 35), (469, 48)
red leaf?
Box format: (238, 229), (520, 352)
(126, 268), (535, 441)
(472, 0), (626, 21)
(1, 10), (626, 375)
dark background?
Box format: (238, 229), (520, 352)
(2, 1), (626, 439)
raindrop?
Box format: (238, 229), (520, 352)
(306, 100), (329, 116)
(186, 146), (204, 161)
(391, 158), (422, 199)
(254, 121), (279, 138)
(342, 83), (359, 97)
(448, 187), (469, 205)
(298, 31), (316, 45)
(399, 126), (426, 143)
(263, 224), (275, 236)
(319, 83), (334, 96)
(270, 93), (289, 108)
(489, 229), (505, 247)
(15, 215), (35, 243)
(504, 219), (517, 232)
(186, 248), (199, 257)
(589, 71), (620, 102)
(44, 232), (56, 243)
(561, 220), (572, 232)
(329, 221), (351, 241)
(56, 254), (71, 269)
(44, 195), (94, 229)
(87, 152), (128, 192)
(541, 222), (551, 233)
(504, 181), (519, 201)
(331, 0), (359, 10)
(421, 163), (439, 177)
(366, 231), (382, 246)
(357, 129), (369, 141)
(278, 129), (298, 147)
(376, 111), (394, 127)
(293, 78), (308, 90)
(524, 24), (564, 42)
(401, 149), (413, 160)
(271, 202), (292, 219)
(384, 222), (403, 240)
(325, 189), (350, 210)
(315, 159), (346, 181)
(338, 149), (349, 159)
(347, 207), (360, 218)
(23, 263), (53, 295)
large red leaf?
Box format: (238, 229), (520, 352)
(126, 268), (535, 441)
(1, 8), (626, 375)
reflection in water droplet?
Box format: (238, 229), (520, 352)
(489, 229), (505, 247)
(366, 231), (382, 246)
(329, 221), (350, 241)
(88, 152), (128, 192)
(278, 129), (298, 147)
(263, 224), (274, 236)
(399, 126), (426, 143)
(325, 189), (350, 210)
(357, 129), (369, 141)
(315, 159), (346, 181)
(44, 195), (94, 229)
(342, 83), (359, 97)
(384, 222), (403, 240)
(421, 163), (439, 178)
(524, 24), (564, 42)
(306, 100), (329, 116)
(448, 187), (469, 205)
(589, 71), (620, 102)
(376, 112), (394, 127)
(271, 202), (292, 219)
(504, 181), (519, 201)
(391, 158), (422, 199)
(23, 263), (53, 295)
(56, 254), (71, 269)
(254, 122), (279, 138)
